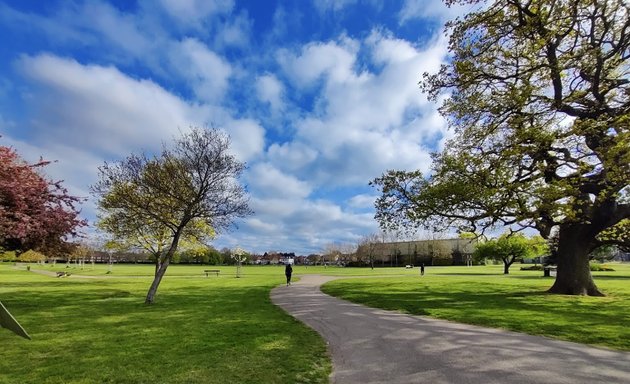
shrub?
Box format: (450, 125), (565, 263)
(520, 265), (543, 271)
(17, 249), (47, 263)
(590, 263), (615, 272)
(0, 250), (17, 262)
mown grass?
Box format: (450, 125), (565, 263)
(321, 263), (630, 351)
(0, 263), (330, 384)
(23, 262), (422, 277)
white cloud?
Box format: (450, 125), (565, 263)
(172, 38), (233, 103)
(277, 37), (361, 88)
(273, 31), (447, 186)
(17, 54), (208, 155)
(77, 1), (153, 58)
(255, 74), (285, 112)
(398, 0), (474, 24)
(313, 0), (358, 13)
(223, 118), (265, 162)
(247, 163), (312, 199)
(267, 142), (319, 172)
(214, 12), (252, 48)
(347, 194), (377, 209)
(158, 0), (234, 24)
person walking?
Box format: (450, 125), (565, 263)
(285, 263), (293, 286)
(420, 263), (425, 276)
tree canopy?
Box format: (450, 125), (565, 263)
(0, 145), (85, 255)
(372, 0), (629, 296)
(92, 127), (252, 303)
(473, 234), (547, 274)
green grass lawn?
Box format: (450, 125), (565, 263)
(3, 262), (629, 383)
(321, 263), (630, 351)
(0, 263), (330, 384)
(20, 262), (422, 277)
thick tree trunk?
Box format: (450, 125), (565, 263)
(503, 260), (511, 275)
(548, 225), (603, 296)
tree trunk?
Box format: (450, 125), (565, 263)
(503, 260), (510, 275)
(548, 225), (603, 296)
(145, 257), (170, 304)
(145, 232), (182, 304)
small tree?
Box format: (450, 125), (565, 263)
(473, 234), (544, 274)
(17, 249), (47, 264)
(232, 247), (248, 278)
(357, 233), (382, 269)
(92, 127), (252, 304)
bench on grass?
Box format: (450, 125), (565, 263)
(56, 271), (68, 277)
(204, 269), (220, 277)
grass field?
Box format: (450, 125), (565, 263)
(2, 262), (629, 383)
(321, 263), (630, 351)
(0, 263), (330, 384)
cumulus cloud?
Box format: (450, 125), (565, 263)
(347, 194), (377, 209)
(223, 118), (265, 162)
(273, 30), (447, 186)
(267, 142), (319, 172)
(77, 1), (153, 58)
(171, 38), (233, 103)
(247, 163), (312, 199)
(255, 74), (285, 113)
(277, 36), (360, 88)
(16, 54), (209, 155)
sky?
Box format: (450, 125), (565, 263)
(0, 0), (471, 255)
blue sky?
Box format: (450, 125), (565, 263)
(0, 0), (470, 255)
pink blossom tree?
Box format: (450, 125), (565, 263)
(0, 145), (86, 255)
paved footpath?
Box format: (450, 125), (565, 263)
(271, 275), (630, 384)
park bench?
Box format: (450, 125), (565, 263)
(543, 266), (557, 277)
(204, 269), (220, 277)
(56, 271), (68, 277)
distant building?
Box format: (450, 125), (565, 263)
(356, 238), (478, 267)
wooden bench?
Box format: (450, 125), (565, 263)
(204, 269), (220, 277)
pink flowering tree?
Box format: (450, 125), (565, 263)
(0, 145), (86, 255)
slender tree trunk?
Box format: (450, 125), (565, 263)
(503, 259), (511, 275)
(548, 225), (603, 296)
(145, 257), (170, 304)
(145, 232), (182, 304)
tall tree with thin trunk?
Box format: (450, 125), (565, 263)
(92, 127), (252, 304)
(372, 0), (629, 296)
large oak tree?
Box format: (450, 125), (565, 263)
(372, 0), (629, 296)
(92, 127), (252, 304)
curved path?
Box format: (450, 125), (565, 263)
(271, 275), (630, 384)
